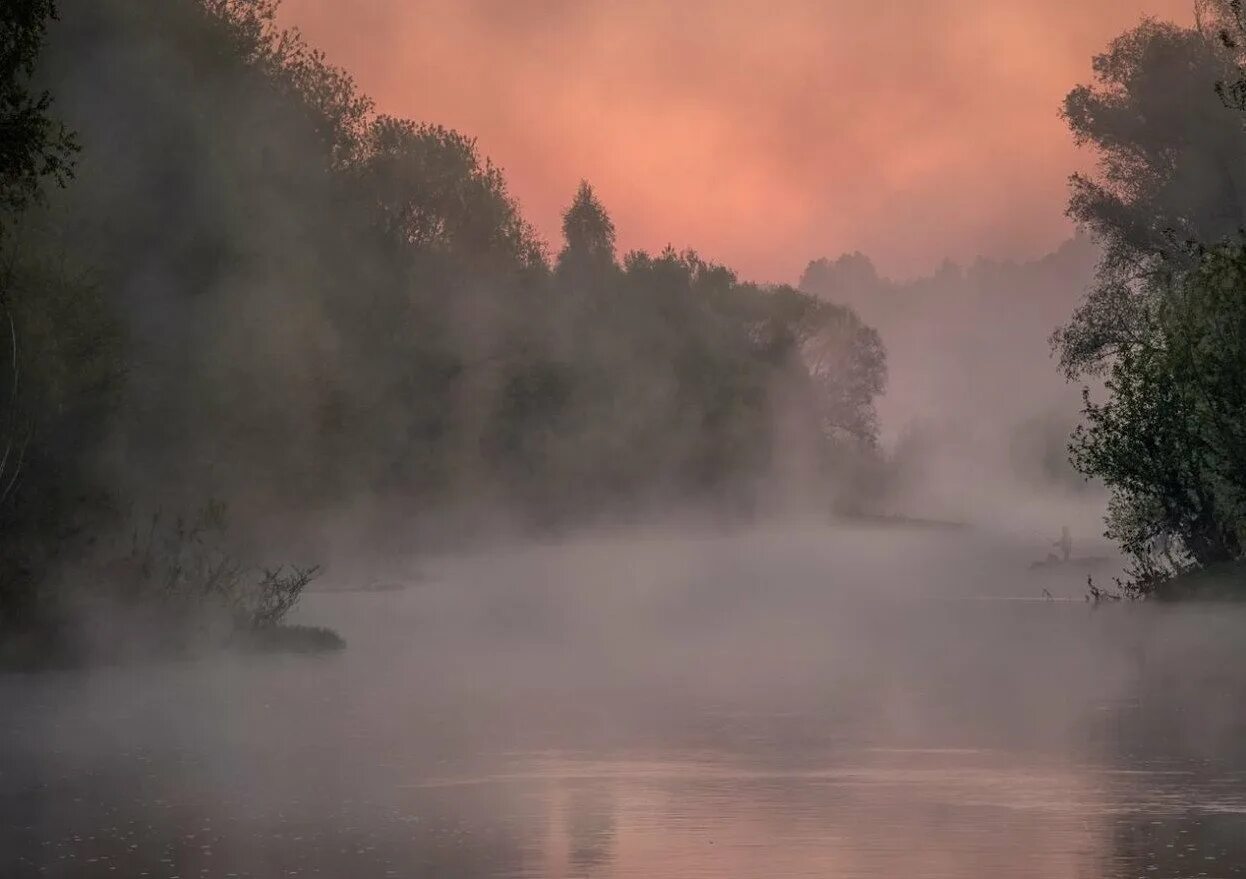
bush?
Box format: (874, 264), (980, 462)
(88, 500), (326, 649)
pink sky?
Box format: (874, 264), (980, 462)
(280, 0), (1194, 283)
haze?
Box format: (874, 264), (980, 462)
(281, 0), (1191, 280)
(6, 2), (1246, 878)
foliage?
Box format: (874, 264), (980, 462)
(1070, 243), (1246, 593)
(0, 0), (890, 649)
(0, 220), (123, 631)
(359, 116), (544, 269)
(1058, 10), (1246, 595)
(114, 500), (320, 632)
(795, 297), (886, 447)
(1055, 15), (1246, 378)
(0, 1), (89, 630)
(0, 0), (78, 228)
(557, 181), (617, 279)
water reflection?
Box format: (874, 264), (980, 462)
(4, 529), (1246, 878)
(565, 783), (617, 874)
(423, 751), (1107, 879)
(417, 748), (1246, 879)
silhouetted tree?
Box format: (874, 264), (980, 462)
(0, 0), (77, 228)
(359, 116), (543, 269)
(1055, 16), (1246, 377)
(1060, 7), (1246, 591)
(0, 0), (892, 647)
(557, 180), (617, 279)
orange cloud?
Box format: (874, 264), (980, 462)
(279, 0), (1194, 282)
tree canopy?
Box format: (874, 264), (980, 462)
(0, 0), (77, 225)
(1056, 13), (1246, 378)
(1060, 3), (1246, 592)
(0, 0), (889, 640)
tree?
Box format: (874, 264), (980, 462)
(199, 0), (372, 167)
(0, 0), (80, 529)
(358, 115), (543, 270)
(1070, 243), (1246, 586)
(1056, 9), (1246, 591)
(0, 0), (895, 648)
(0, 0), (77, 229)
(798, 252), (891, 320)
(797, 299), (886, 448)
(0, 1), (99, 634)
(556, 181), (616, 278)
(1056, 16), (1246, 377)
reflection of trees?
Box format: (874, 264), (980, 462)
(1101, 692), (1246, 879)
(1093, 611), (1246, 878)
(1106, 810), (1246, 878)
(0, 747), (534, 879)
(565, 782), (616, 875)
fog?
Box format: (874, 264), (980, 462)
(800, 236), (1108, 537)
(5, 1), (1246, 878)
(7, 527), (1246, 877)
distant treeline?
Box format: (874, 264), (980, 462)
(800, 237), (1102, 503)
(0, 0), (885, 637)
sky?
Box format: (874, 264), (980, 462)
(279, 0), (1195, 283)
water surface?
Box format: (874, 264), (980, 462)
(4, 525), (1246, 878)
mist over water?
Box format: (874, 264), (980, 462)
(800, 236), (1106, 532)
(7, 524), (1246, 878)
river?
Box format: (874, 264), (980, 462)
(4, 524), (1246, 878)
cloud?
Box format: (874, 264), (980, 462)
(279, 0), (1193, 281)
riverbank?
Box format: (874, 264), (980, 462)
(1154, 560), (1246, 601)
(0, 622), (344, 673)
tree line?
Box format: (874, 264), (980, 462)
(0, 0), (886, 648)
